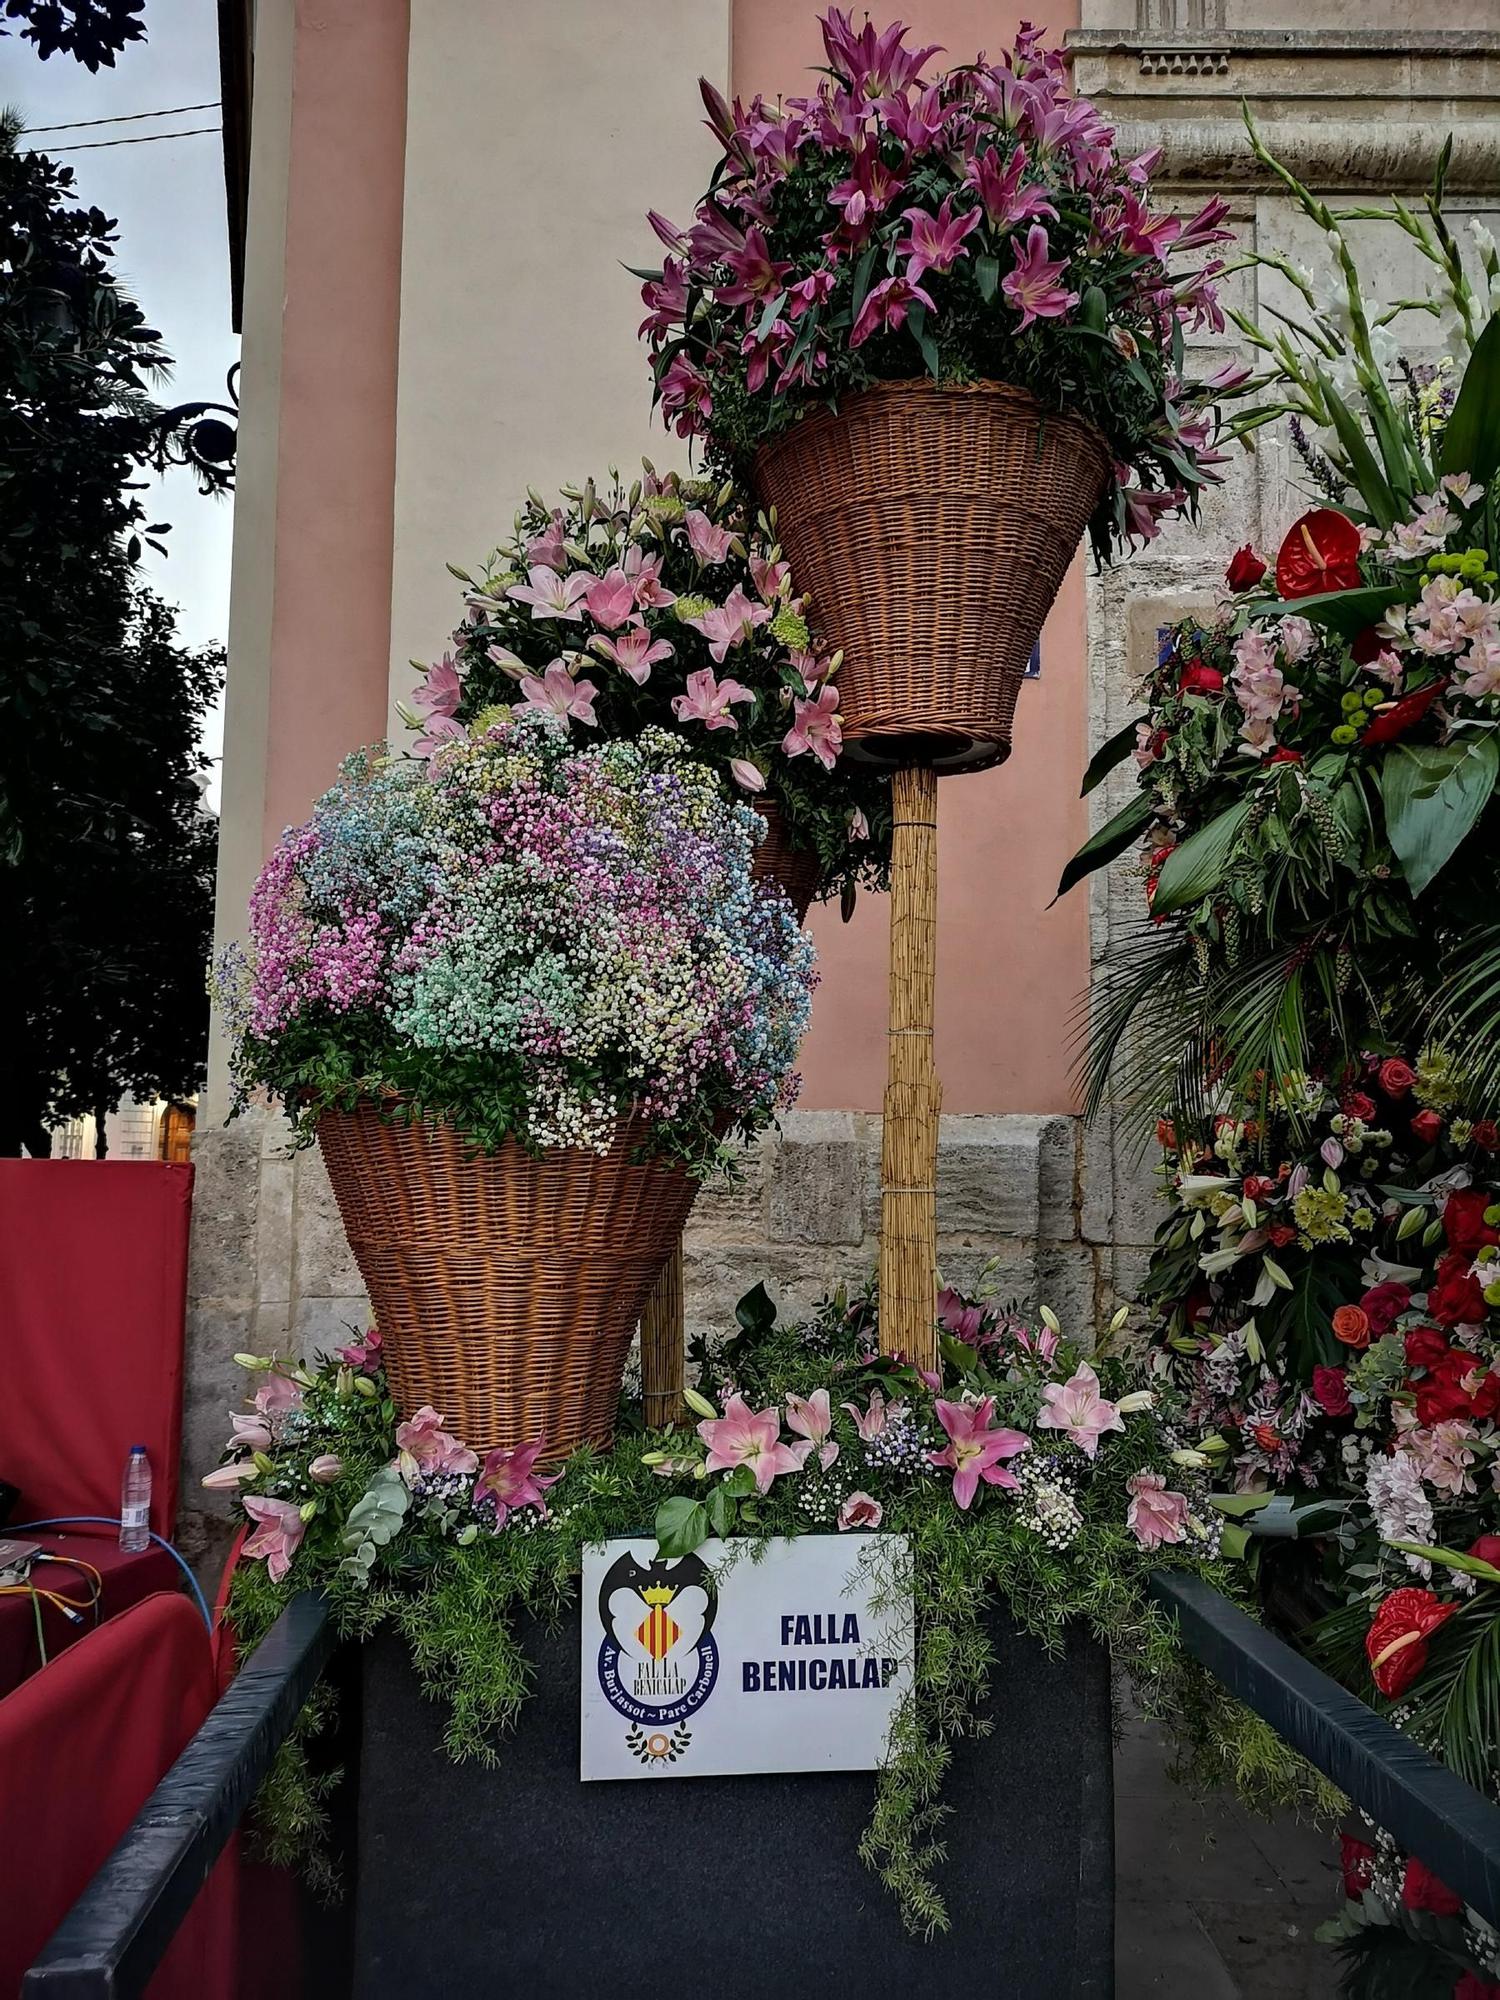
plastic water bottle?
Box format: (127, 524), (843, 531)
(119, 1446), (151, 1552)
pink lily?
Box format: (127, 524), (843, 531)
(337, 1327), (382, 1372)
(484, 642), (526, 681)
(842, 1387), (906, 1440)
(395, 1405), (479, 1482)
(202, 1461), (258, 1491)
(929, 1396), (1030, 1509)
(1000, 223), (1079, 330)
(582, 569), (638, 631)
(963, 144), (1056, 231)
(895, 195), (982, 281)
(683, 585), (770, 663)
(716, 224), (792, 306)
(623, 545), (676, 610)
(519, 661), (599, 726)
(412, 713), (466, 759)
(658, 353), (713, 437)
(820, 10), (941, 101)
(473, 1439), (560, 1524)
(749, 553), (789, 603)
(308, 1454), (343, 1484)
(413, 653), (462, 719)
(254, 1372), (303, 1418)
(1036, 1363), (1124, 1460)
(936, 1286), (985, 1344)
(782, 684), (843, 769)
(785, 1389), (839, 1471)
(850, 272), (936, 348)
(241, 1496), (306, 1584)
(697, 1394), (805, 1495)
(589, 627), (674, 685)
(729, 757), (765, 793)
(672, 666), (755, 731)
(685, 509), (736, 564)
(524, 511), (567, 570)
(838, 1491), (884, 1531)
(229, 1413), (272, 1453)
(1125, 1471), (1191, 1550)
(507, 565), (593, 623)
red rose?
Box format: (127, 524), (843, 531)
(1268, 1222), (1297, 1247)
(1444, 1189), (1500, 1256)
(1473, 1367), (1500, 1420)
(1379, 1058), (1417, 1098)
(1362, 1281), (1412, 1335)
(1414, 1348), (1492, 1426)
(1243, 1174), (1280, 1202)
(1365, 1587), (1457, 1698)
(1313, 1365), (1352, 1417)
(1405, 1327), (1450, 1371)
(1340, 1834), (1375, 1898)
(1467, 1534), (1500, 1570)
(1155, 1117), (1177, 1151)
(1276, 509), (1363, 600)
(1429, 1251), (1488, 1329)
(1454, 1975), (1500, 2000)
(1362, 677), (1447, 746)
(1226, 544), (1267, 592)
(1178, 660), (1224, 697)
(1265, 746), (1304, 765)
(1412, 1109), (1445, 1146)
(1343, 1091), (1377, 1122)
(1401, 1856), (1463, 1916)
(1350, 626), (1386, 665)
(1472, 1121), (1500, 1151)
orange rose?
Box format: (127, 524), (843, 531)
(1332, 1304), (1371, 1349)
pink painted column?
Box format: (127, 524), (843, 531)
(730, 0), (1088, 1117)
(261, 0), (410, 852)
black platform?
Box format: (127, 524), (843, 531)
(354, 1603), (1113, 1998)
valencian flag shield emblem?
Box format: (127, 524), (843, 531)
(637, 1587), (681, 1661)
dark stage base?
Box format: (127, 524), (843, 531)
(354, 1606), (1113, 1999)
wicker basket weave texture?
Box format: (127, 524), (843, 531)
(750, 796), (819, 921)
(317, 1104), (700, 1458)
(752, 379), (1111, 773)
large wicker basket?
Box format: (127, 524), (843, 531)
(750, 795), (819, 921)
(317, 1103), (700, 1458)
(752, 379), (1111, 774)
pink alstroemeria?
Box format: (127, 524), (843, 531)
(785, 1389), (839, 1471)
(698, 1394), (805, 1495)
(683, 585), (770, 663)
(590, 627), (674, 685)
(729, 757), (766, 793)
(1000, 224), (1079, 331)
(473, 1440), (560, 1524)
(895, 195), (982, 281)
(782, 684), (842, 769)
(672, 666), (755, 732)
(1036, 1362), (1124, 1460)
(685, 509), (736, 565)
(241, 1496), (306, 1584)
(582, 568), (638, 631)
(524, 511), (567, 571)
(850, 273), (936, 349)
(838, 1491), (884, 1532)
(929, 1396), (1030, 1509)
(519, 661), (599, 726)
(507, 565), (593, 624)
(1125, 1471), (1191, 1551)
(413, 653), (462, 719)
(395, 1405), (478, 1482)
(254, 1371), (303, 1418)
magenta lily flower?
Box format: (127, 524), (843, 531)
(672, 666), (755, 732)
(589, 627), (674, 685)
(820, 9), (941, 101)
(716, 224), (792, 307)
(241, 1496), (306, 1584)
(785, 1389), (839, 1471)
(698, 1394), (806, 1495)
(395, 1405), (478, 1482)
(963, 144), (1056, 231)
(473, 1439), (560, 1525)
(1000, 223), (1078, 331)
(929, 1396), (1030, 1509)
(682, 585), (770, 663)
(782, 684), (843, 769)
(582, 569), (638, 631)
(685, 509), (736, 565)
(850, 272), (936, 349)
(336, 1326), (382, 1372)
(895, 195), (982, 281)
(1036, 1362), (1124, 1459)
(507, 565), (593, 623)
(518, 661), (599, 726)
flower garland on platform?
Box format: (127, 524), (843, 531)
(218, 1281), (1337, 1937)
(214, 718), (816, 1166)
(404, 465), (892, 908)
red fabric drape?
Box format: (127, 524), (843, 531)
(0, 1160), (193, 1535)
(0, 1590), (236, 1998)
(0, 1532), (178, 1698)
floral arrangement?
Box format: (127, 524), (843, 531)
(216, 1279), (1335, 1936)
(214, 718), (816, 1165)
(402, 465), (892, 907)
(638, 11), (1234, 558)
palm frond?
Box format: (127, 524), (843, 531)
(1430, 922), (1500, 1115)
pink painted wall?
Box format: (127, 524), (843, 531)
(261, 0), (409, 852)
(731, 0), (1089, 1116)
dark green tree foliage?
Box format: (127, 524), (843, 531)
(1, 0), (145, 70)
(0, 137), (221, 1153)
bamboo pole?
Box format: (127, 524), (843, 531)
(640, 1238), (686, 1428)
(879, 764), (941, 1371)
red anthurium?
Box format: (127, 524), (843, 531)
(1178, 660), (1224, 696)
(1361, 677), (1447, 746)
(1365, 1587), (1457, 1699)
(1400, 1857), (1463, 1916)
(1275, 508), (1363, 600)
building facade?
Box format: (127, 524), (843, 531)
(183, 0), (1500, 1551)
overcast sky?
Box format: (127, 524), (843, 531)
(8, 0), (238, 791)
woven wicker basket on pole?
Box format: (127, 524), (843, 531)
(752, 379), (1110, 774)
(319, 1103), (699, 1458)
(754, 377), (1109, 1368)
(640, 797), (818, 1428)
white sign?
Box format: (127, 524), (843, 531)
(580, 1535), (913, 1781)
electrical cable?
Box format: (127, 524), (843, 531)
(11, 1520), (213, 1631)
(23, 100), (220, 135)
(39, 126), (222, 154)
